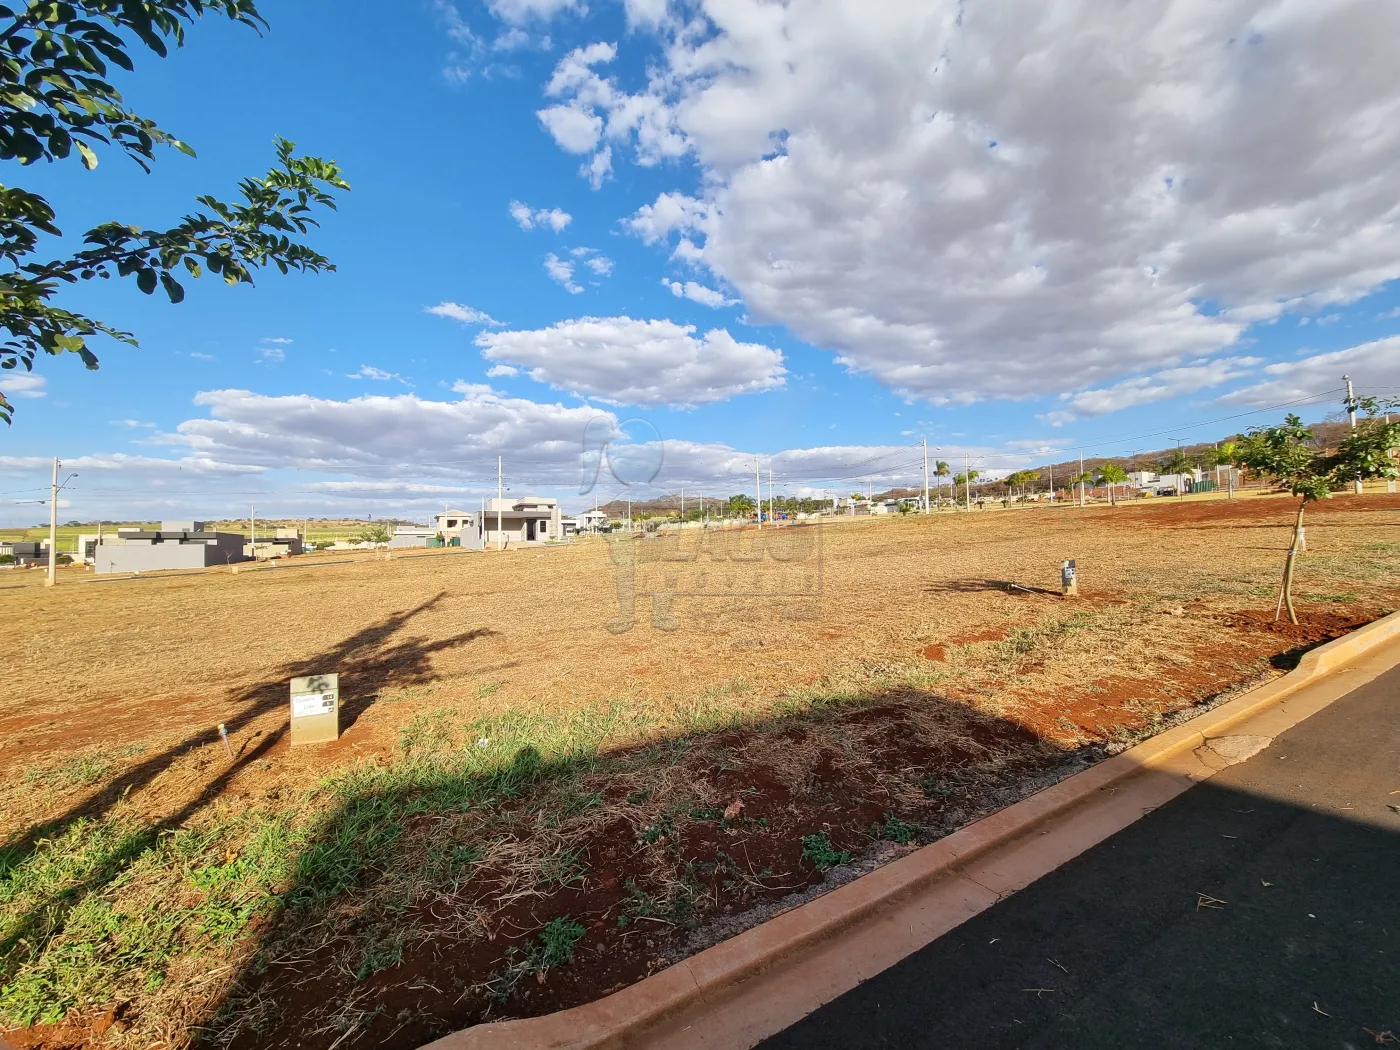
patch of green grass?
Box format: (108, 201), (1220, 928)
(532, 917), (585, 969)
(355, 930), (406, 981)
(1302, 592), (1359, 603)
(0, 807), (301, 1027)
(800, 832), (850, 871)
(484, 916), (587, 1003)
(22, 752), (117, 791)
(919, 775), (957, 798)
(535, 846), (588, 889)
(868, 813), (920, 845)
(616, 878), (659, 929)
(996, 612), (1094, 660)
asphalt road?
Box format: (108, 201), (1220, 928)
(758, 664), (1400, 1050)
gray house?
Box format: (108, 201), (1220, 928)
(95, 521), (248, 574)
(389, 525), (436, 549)
(460, 497), (563, 549)
(0, 541), (46, 565)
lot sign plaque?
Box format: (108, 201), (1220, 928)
(290, 673), (340, 745)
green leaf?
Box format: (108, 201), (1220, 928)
(76, 141), (98, 170)
(159, 272), (184, 303)
(136, 268), (157, 295)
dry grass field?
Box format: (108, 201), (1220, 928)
(2, 494), (1398, 1050)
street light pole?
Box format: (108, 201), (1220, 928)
(1344, 374), (1363, 494)
(922, 438), (930, 513)
(45, 457), (58, 587)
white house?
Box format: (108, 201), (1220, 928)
(576, 509), (610, 533)
(463, 497), (563, 548)
(434, 509), (475, 537)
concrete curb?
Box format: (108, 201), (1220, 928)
(423, 609), (1400, 1050)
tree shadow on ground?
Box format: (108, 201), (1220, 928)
(171, 686), (1117, 1050)
(0, 592), (495, 1002)
(924, 579), (1063, 598)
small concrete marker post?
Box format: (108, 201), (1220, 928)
(1061, 559), (1078, 597)
(290, 673), (340, 745)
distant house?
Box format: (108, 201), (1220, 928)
(246, 529), (304, 559)
(434, 509), (474, 535)
(389, 525), (436, 549)
(0, 541), (45, 565)
(576, 509), (610, 533)
(95, 521), (248, 574)
(463, 497), (563, 548)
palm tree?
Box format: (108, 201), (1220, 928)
(1099, 463), (1129, 506)
(934, 460), (950, 507)
(1071, 471), (1094, 503)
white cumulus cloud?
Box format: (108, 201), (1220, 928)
(544, 252), (584, 293)
(475, 316), (786, 407)
(509, 200), (573, 231)
(664, 279), (736, 308)
(349, 365), (408, 384)
(1219, 337), (1400, 407)
(1, 373), (47, 399)
(549, 0), (1400, 404)
(426, 301), (504, 326)
(1052, 357), (1263, 420)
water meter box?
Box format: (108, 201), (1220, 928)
(290, 673), (340, 745)
(1061, 559), (1078, 597)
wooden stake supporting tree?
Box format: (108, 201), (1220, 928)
(1237, 412), (1400, 625)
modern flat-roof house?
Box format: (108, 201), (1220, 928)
(246, 529), (304, 559)
(463, 497), (563, 549)
(95, 521), (248, 573)
(0, 541), (45, 565)
(576, 509), (610, 533)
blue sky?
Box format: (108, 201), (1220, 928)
(3, 0), (1400, 523)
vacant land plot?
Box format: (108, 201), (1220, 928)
(2, 495), (1398, 1050)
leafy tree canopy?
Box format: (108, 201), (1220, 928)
(1237, 410), (1400, 624)
(1235, 412), (1400, 502)
(0, 0), (349, 423)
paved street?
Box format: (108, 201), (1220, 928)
(759, 664), (1400, 1050)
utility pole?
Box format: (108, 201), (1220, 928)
(1048, 460), (1055, 504)
(1344, 375), (1363, 494)
(922, 438), (930, 513)
(754, 455), (762, 529)
(680, 486), (685, 522)
(496, 455), (503, 551)
(1078, 450), (1085, 508)
(251, 504), (256, 546)
(1387, 412), (1397, 494)
(45, 457), (58, 587)
(768, 465), (774, 525)
(1175, 439), (1184, 501)
(965, 455), (972, 511)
